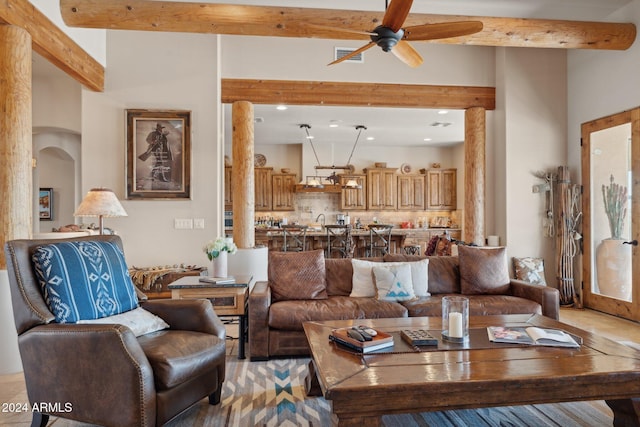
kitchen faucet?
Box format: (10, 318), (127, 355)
(315, 213), (326, 226)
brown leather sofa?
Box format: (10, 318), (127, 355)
(4, 235), (227, 427)
(249, 253), (560, 361)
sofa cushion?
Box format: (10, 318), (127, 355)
(513, 257), (547, 285)
(401, 294), (542, 317)
(325, 258), (354, 296)
(32, 241), (139, 323)
(77, 306), (169, 337)
(269, 249), (328, 302)
(137, 330), (225, 390)
(372, 264), (416, 302)
(268, 296), (408, 331)
(459, 246), (510, 295)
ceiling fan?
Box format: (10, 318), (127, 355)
(325, 0), (483, 68)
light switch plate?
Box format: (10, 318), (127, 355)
(174, 218), (193, 229)
(194, 218), (205, 229)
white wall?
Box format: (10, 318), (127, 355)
(81, 31), (222, 266)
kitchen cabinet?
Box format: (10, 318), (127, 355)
(339, 174), (366, 210)
(224, 166), (233, 209)
(365, 167), (397, 210)
(397, 174), (426, 210)
(255, 167), (273, 211)
(272, 173), (297, 211)
(426, 168), (457, 210)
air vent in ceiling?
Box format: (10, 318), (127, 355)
(334, 47), (364, 63)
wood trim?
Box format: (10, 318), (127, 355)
(0, 0), (104, 92)
(222, 79), (495, 110)
(61, 0), (636, 51)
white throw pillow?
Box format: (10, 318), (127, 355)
(386, 258), (430, 297)
(77, 307), (169, 337)
(372, 264), (416, 302)
(350, 259), (379, 297)
(350, 258), (430, 298)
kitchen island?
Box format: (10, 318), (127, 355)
(251, 227), (462, 257)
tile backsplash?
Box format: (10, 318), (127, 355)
(255, 193), (460, 228)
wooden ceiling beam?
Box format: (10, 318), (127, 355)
(1, 0), (104, 91)
(61, 0), (636, 51)
(221, 79), (496, 110)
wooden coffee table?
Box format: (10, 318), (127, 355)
(303, 314), (640, 426)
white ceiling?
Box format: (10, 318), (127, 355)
(34, 0), (633, 147)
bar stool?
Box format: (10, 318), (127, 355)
(281, 225), (308, 252)
(366, 224), (394, 257)
(403, 245), (422, 255)
(325, 224), (353, 258)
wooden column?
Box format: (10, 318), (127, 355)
(0, 25), (32, 268)
(231, 101), (255, 249)
(464, 107), (486, 246)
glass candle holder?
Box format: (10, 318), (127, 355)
(442, 296), (469, 342)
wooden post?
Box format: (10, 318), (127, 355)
(0, 25), (32, 268)
(231, 101), (255, 249)
(464, 107), (486, 246)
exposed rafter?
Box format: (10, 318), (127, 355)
(0, 0), (104, 91)
(60, 0), (636, 51)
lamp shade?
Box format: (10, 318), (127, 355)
(74, 188), (128, 218)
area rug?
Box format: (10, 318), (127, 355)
(167, 358), (614, 427)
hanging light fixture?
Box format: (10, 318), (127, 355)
(300, 124), (367, 180)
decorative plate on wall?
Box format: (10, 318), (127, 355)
(401, 163), (412, 174)
(254, 153), (267, 167)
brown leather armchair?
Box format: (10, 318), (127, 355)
(4, 235), (226, 427)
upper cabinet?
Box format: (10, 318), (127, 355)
(397, 174), (426, 210)
(340, 174), (366, 210)
(272, 173), (297, 211)
(365, 167), (397, 210)
(255, 167), (273, 211)
(426, 168), (456, 210)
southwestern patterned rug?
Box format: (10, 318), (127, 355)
(167, 358), (614, 427)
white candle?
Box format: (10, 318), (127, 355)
(449, 312), (463, 338)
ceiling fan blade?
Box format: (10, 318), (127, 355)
(382, 0), (414, 32)
(391, 40), (423, 68)
(328, 42), (376, 66)
(404, 21), (484, 41)
(303, 23), (377, 37)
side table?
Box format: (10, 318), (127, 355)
(168, 275), (252, 359)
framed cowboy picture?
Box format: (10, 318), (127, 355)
(126, 109), (191, 199)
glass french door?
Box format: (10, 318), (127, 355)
(582, 109), (639, 320)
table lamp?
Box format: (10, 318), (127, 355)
(74, 188), (128, 234)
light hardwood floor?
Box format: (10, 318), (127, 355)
(1, 309), (639, 426)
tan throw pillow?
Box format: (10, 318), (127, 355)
(459, 246), (510, 295)
(513, 257), (547, 285)
(268, 249), (328, 302)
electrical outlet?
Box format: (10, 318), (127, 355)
(194, 218), (205, 229)
(174, 218), (193, 229)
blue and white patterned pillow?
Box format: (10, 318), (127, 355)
(32, 241), (139, 323)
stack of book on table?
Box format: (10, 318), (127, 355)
(329, 326), (394, 353)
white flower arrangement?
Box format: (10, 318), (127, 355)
(203, 237), (237, 260)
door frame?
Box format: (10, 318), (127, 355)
(581, 108), (640, 320)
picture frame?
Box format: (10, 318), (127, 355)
(126, 109), (191, 199)
(39, 188), (53, 220)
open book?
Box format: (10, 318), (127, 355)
(487, 326), (580, 348)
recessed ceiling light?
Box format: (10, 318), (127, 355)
(423, 138), (432, 142)
(306, 135), (314, 140)
(276, 105), (287, 111)
(438, 110), (449, 115)
(366, 136), (375, 141)
(329, 124), (339, 128)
